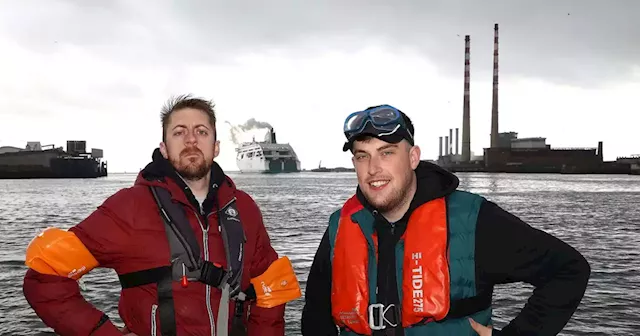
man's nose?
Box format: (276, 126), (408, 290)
(185, 130), (197, 143)
(368, 156), (382, 175)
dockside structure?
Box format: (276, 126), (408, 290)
(0, 140), (107, 179)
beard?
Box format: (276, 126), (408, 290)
(170, 147), (212, 181)
(365, 169), (414, 214)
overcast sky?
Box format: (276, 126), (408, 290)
(1, 0), (638, 172)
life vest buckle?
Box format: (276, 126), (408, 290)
(198, 261), (228, 288)
(368, 303), (398, 331)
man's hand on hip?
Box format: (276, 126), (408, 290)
(468, 317), (492, 336)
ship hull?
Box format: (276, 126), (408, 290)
(236, 157), (301, 173)
(0, 152), (107, 179)
(235, 129), (301, 174)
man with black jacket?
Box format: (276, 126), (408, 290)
(301, 104), (590, 335)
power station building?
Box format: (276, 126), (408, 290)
(434, 23), (624, 174)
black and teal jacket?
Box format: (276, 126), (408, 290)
(301, 161), (590, 336)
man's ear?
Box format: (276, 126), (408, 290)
(409, 145), (421, 170)
(159, 142), (168, 159)
(213, 140), (220, 158)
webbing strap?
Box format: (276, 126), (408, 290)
(119, 266), (177, 336)
(231, 301), (248, 336)
(157, 270), (177, 336)
(229, 284), (256, 336)
(361, 291), (492, 333)
(217, 283), (231, 336)
(119, 266), (171, 288)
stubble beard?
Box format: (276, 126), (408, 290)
(171, 148), (212, 181)
(366, 170), (414, 214)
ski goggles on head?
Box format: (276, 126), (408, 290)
(342, 105), (414, 151)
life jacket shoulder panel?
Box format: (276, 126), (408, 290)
(330, 196), (370, 332)
(400, 197), (450, 326)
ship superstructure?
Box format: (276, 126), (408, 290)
(235, 128), (301, 173)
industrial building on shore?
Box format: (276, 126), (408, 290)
(436, 24), (639, 175)
(0, 140), (107, 179)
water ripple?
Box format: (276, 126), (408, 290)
(1, 172), (639, 335)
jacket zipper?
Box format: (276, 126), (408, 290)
(190, 197), (236, 336)
(192, 208), (216, 336)
(151, 304), (158, 336)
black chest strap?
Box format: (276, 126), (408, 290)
(357, 290), (492, 334)
(117, 185), (247, 336)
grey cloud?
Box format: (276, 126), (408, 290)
(2, 0), (639, 87)
(166, 0), (640, 87)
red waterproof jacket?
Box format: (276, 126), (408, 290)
(23, 150), (285, 336)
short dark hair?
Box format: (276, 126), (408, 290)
(161, 94), (217, 141)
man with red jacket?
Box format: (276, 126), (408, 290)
(23, 95), (287, 335)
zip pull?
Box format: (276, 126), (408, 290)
(181, 263), (188, 288)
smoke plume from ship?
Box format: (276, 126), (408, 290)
(225, 118), (274, 145)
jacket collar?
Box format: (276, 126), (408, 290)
(135, 148), (237, 214)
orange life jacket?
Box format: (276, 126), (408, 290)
(330, 195), (450, 335)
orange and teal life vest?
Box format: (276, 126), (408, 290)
(327, 190), (492, 335)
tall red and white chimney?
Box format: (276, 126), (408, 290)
(490, 23), (500, 148)
(461, 35), (471, 162)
